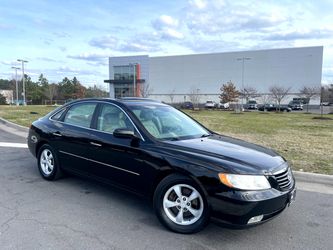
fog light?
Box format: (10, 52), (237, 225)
(247, 215), (264, 224)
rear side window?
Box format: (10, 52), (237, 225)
(63, 103), (97, 128)
(50, 108), (66, 121)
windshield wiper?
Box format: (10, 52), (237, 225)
(200, 134), (210, 138)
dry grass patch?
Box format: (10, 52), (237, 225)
(186, 110), (333, 175)
(0, 105), (57, 127)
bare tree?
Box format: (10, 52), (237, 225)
(321, 83), (333, 115)
(321, 83), (333, 104)
(45, 83), (58, 104)
(260, 94), (272, 106)
(219, 81), (239, 103)
(188, 87), (200, 107)
(299, 86), (320, 112)
(167, 88), (176, 103)
(269, 85), (291, 111)
(239, 87), (258, 102)
(140, 83), (153, 98)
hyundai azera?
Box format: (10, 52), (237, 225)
(28, 98), (296, 233)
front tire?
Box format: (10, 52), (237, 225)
(153, 174), (210, 234)
(37, 144), (62, 180)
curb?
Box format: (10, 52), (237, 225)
(294, 171), (333, 186)
(0, 117), (29, 133)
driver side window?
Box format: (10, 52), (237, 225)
(97, 104), (134, 133)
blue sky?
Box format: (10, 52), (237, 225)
(1, 0), (332, 87)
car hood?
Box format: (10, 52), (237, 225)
(163, 134), (286, 174)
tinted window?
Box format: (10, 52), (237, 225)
(63, 103), (97, 128)
(50, 108), (66, 121)
(97, 104), (134, 133)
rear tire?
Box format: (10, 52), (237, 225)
(37, 144), (62, 181)
(153, 174), (210, 234)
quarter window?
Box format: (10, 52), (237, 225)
(63, 103), (97, 128)
(97, 104), (134, 133)
(50, 108), (66, 121)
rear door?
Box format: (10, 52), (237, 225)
(54, 102), (98, 174)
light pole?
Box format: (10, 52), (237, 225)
(237, 57), (251, 110)
(196, 88), (200, 108)
(17, 59), (28, 105)
(129, 63), (138, 97)
(11, 66), (20, 106)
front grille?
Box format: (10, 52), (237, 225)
(274, 168), (292, 190)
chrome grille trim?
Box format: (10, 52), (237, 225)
(273, 167), (292, 190)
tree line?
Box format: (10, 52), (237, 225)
(0, 74), (108, 105)
(218, 81), (328, 111)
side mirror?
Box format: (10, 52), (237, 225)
(113, 128), (138, 139)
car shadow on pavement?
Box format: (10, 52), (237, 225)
(22, 154), (285, 237)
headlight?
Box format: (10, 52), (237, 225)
(219, 173), (271, 190)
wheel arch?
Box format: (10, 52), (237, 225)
(150, 167), (210, 203)
(35, 140), (49, 157)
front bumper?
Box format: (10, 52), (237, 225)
(209, 184), (296, 227)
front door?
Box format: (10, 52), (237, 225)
(85, 103), (151, 194)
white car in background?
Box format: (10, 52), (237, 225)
(217, 102), (230, 109)
(205, 101), (216, 109)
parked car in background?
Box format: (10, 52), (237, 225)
(217, 102), (230, 109)
(245, 100), (258, 110)
(288, 101), (303, 110)
(27, 98), (296, 234)
(204, 101), (216, 109)
(258, 104), (291, 112)
(181, 101), (194, 109)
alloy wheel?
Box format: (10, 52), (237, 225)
(163, 184), (204, 226)
(39, 149), (54, 176)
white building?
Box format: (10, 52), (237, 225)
(105, 46), (323, 104)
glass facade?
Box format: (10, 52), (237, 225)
(114, 83), (134, 97)
(114, 65), (135, 80)
(113, 65), (135, 98)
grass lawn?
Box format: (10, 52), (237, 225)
(186, 110), (333, 175)
(0, 105), (56, 127)
(0, 105), (332, 175)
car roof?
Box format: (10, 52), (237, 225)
(64, 97), (166, 107)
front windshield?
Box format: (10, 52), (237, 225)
(128, 104), (210, 140)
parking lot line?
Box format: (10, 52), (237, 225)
(0, 142), (28, 148)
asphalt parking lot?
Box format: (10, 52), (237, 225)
(0, 125), (332, 250)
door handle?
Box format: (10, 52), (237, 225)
(52, 132), (62, 137)
(90, 142), (102, 147)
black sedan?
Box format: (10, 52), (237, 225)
(258, 104), (292, 112)
(28, 98), (296, 234)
